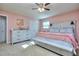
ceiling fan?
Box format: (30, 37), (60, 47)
(32, 3), (50, 12)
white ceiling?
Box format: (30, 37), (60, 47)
(0, 3), (79, 19)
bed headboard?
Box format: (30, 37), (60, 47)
(49, 27), (73, 33)
(49, 21), (75, 34)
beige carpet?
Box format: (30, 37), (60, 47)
(0, 41), (59, 56)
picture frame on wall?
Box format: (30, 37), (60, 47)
(16, 19), (24, 29)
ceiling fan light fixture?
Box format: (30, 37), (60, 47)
(38, 8), (45, 12)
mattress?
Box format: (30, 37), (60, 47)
(33, 37), (74, 52)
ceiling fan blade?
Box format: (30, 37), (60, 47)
(44, 8), (50, 11)
(35, 3), (40, 6)
(45, 3), (50, 6)
(32, 8), (38, 10)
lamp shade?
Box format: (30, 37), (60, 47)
(71, 21), (74, 25)
(50, 24), (52, 26)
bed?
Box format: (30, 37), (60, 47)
(33, 27), (78, 56)
(33, 37), (74, 56)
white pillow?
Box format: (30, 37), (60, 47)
(50, 28), (60, 33)
(60, 28), (73, 33)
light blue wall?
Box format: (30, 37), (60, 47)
(29, 20), (39, 39)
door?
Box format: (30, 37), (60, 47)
(0, 16), (6, 43)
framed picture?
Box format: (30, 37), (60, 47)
(16, 19), (24, 29)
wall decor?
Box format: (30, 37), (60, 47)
(16, 19), (24, 29)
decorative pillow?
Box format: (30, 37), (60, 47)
(50, 27), (60, 33)
(60, 27), (73, 34)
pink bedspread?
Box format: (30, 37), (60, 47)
(38, 32), (79, 49)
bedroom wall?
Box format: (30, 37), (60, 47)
(29, 20), (39, 38)
(39, 10), (79, 43)
(0, 11), (32, 43)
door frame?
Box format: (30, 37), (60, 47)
(0, 15), (8, 44)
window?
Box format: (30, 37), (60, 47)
(43, 21), (50, 29)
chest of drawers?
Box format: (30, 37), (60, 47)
(11, 29), (30, 44)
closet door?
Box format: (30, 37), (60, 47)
(0, 16), (6, 43)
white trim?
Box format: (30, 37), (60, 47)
(0, 14), (9, 44)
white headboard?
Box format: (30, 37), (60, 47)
(50, 27), (73, 33)
(49, 21), (74, 34)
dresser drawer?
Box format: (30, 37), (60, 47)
(12, 36), (28, 42)
(12, 34), (29, 40)
(12, 30), (29, 34)
(12, 38), (22, 43)
(12, 34), (21, 39)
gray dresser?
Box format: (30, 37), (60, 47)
(11, 29), (30, 44)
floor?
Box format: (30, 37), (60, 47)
(0, 41), (59, 56)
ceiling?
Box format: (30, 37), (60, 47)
(0, 3), (79, 19)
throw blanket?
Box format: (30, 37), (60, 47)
(38, 32), (79, 49)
